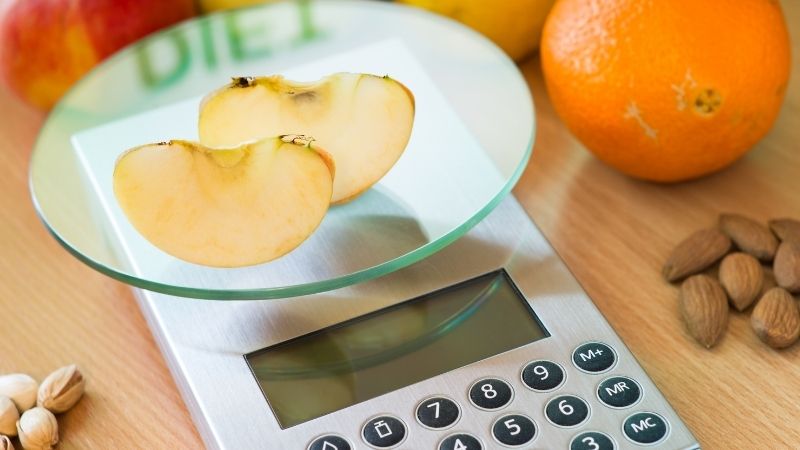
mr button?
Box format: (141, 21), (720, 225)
(597, 376), (642, 408)
(572, 342), (616, 373)
(623, 412), (669, 445)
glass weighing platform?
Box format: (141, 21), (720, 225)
(30, 1), (701, 449)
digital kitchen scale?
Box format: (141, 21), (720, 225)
(30, 1), (701, 449)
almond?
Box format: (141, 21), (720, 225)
(774, 241), (800, 293)
(719, 213), (778, 261)
(663, 229), (731, 282)
(679, 275), (729, 348)
(769, 218), (800, 243)
(751, 287), (800, 349)
(760, 266), (778, 297)
(718, 252), (763, 311)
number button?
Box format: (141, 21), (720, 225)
(597, 376), (642, 409)
(439, 433), (483, 450)
(308, 434), (352, 450)
(416, 396), (461, 430)
(545, 395), (590, 428)
(623, 412), (669, 445)
(362, 415), (406, 448)
(491, 414), (537, 447)
(570, 431), (616, 450)
(468, 378), (513, 410)
(572, 342), (617, 374)
(522, 360), (565, 392)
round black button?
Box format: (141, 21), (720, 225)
(572, 342), (616, 373)
(597, 376), (642, 409)
(623, 412), (669, 445)
(570, 431), (616, 450)
(469, 378), (513, 410)
(362, 415), (406, 448)
(522, 360), (565, 392)
(492, 414), (537, 447)
(309, 435), (352, 450)
(439, 433), (483, 450)
(416, 396), (461, 429)
(545, 395), (590, 428)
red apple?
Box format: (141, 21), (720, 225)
(0, 0), (196, 110)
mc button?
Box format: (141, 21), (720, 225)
(572, 342), (616, 373)
(623, 412), (669, 445)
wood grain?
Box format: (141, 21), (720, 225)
(0, 88), (203, 448)
(0, 2), (798, 449)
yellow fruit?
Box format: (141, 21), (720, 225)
(398, 0), (556, 60)
(198, 0), (270, 12)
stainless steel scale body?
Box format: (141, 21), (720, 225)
(135, 196), (700, 449)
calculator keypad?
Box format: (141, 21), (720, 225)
(545, 395), (591, 428)
(468, 378), (513, 411)
(362, 415), (406, 448)
(570, 431), (616, 450)
(597, 376), (642, 409)
(491, 413), (537, 447)
(318, 340), (674, 449)
(308, 434), (352, 450)
(438, 433), (483, 450)
(416, 396), (461, 430)
(522, 360), (566, 392)
(572, 342), (617, 373)
(623, 412), (669, 445)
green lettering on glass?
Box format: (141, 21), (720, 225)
(135, 30), (191, 89)
(225, 11), (271, 61)
(297, 0), (319, 41)
(199, 17), (218, 69)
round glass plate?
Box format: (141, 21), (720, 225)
(29, 0), (534, 300)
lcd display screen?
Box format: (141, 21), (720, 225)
(245, 270), (548, 428)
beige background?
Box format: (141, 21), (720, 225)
(0, 2), (798, 448)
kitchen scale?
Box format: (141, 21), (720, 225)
(29, 1), (701, 449)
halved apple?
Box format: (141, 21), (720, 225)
(198, 73), (415, 204)
(113, 135), (334, 267)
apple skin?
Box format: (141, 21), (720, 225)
(0, 0), (196, 110)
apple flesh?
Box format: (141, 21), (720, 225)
(0, 0), (196, 110)
(113, 135), (334, 267)
(198, 73), (415, 204)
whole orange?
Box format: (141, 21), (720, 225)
(541, 0), (791, 182)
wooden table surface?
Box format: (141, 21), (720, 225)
(1, 3), (798, 449)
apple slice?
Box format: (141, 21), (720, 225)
(198, 73), (415, 204)
(113, 135), (334, 268)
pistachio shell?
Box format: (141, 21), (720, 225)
(37, 365), (85, 414)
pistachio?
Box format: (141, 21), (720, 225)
(0, 396), (18, 436)
(0, 435), (13, 450)
(16, 407), (57, 450)
(0, 374), (37, 412)
(37, 365), (85, 414)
